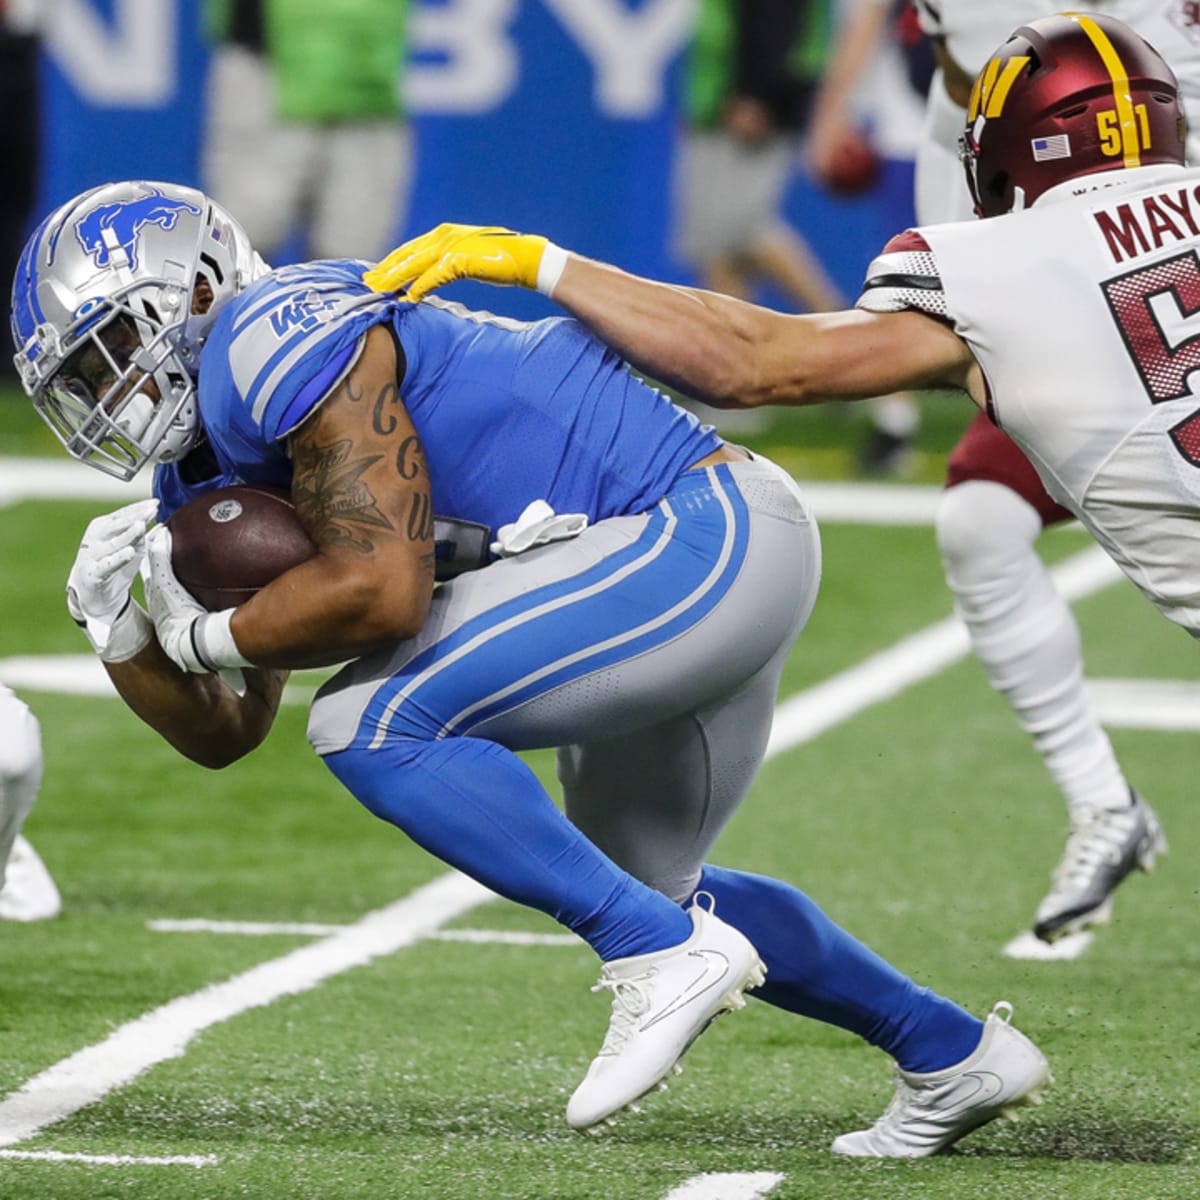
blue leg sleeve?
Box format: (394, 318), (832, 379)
(698, 865), (983, 1072)
(325, 737), (692, 962)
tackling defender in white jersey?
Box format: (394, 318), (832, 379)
(908, 1), (1200, 945)
(366, 12), (1193, 946)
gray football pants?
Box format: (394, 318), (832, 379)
(309, 457), (822, 901)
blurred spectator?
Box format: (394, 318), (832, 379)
(1, 0), (43, 384)
(202, 0), (412, 263)
(808, 0), (933, 473)
(674, 0), (845, 414)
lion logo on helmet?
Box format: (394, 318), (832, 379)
(74, 188), (202, 272)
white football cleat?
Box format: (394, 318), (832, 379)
(831, 1002), (1051, 1158)
(1034, 792), (1167, 943)
(0, 835), (62, 922)
(566, 896), (765, 1130)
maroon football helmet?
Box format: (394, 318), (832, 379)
(961, 13), (1187, 218)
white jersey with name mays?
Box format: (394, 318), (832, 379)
(859, 164), (1200, 634)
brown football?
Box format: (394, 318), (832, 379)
(166, 484), (316, 611)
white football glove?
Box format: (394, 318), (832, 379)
(142, 525), (252, 675)
(66, 498), (159, 662)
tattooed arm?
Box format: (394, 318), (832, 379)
(227, 325), (436, 669)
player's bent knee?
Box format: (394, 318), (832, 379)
(935, 480), (1043, 574)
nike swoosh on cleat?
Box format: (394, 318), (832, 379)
(934, 1072), (1007, 1121)
(640, 950), (731, 1030)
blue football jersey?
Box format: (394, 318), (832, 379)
(154, 260), (720, 536)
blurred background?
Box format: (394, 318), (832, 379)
(1, 0), (970, 478)
(3, 13), (1199, 1193)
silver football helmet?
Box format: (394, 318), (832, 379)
(10, 180), (268, 480)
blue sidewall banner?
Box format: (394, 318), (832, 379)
(37, 0), (911, 320)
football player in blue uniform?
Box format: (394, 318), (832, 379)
(11, 180), (1048, 1152)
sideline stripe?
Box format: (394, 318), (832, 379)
(664, 1173), (784, 1200)
(0, 1149), (215, 1168)
(0, 873), (493, 1149)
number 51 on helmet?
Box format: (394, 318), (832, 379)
(960, 13), (1187, 219)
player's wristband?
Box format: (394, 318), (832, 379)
(536, 243), (568, 297)
(102, 599), (155, 663)
(76, 597), (155, 664)
(191, 609), (253, 672)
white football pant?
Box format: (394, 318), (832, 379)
(936, 481), (1130, 816)
(0, 685), (43, 886)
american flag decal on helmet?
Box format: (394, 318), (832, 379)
(1031, 134), (1072, 162)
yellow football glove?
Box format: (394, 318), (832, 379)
(364, 223), (551, 303)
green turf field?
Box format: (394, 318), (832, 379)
(1, 390), (1197, 1199)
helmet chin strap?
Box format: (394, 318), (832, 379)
(1011, 185), (1028, 213)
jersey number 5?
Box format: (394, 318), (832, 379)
(1102, 250), (1200, 466)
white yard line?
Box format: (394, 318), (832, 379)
(0, 457), (152, 508)
(147, 918), (348, 937)
(0, 654), (325, 704)
(147, 918), (582, 946)
(1087, 678), (1200, 731)
(429, 928), (581, 946)
(1002, 930), (1096, 961)
(0, 1149), (215, 1167)
(0, 873), (493, 1149)
(663, 1173), (784, 1200)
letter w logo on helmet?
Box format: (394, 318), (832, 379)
(968, 54), (1032, 122)
(74, 187), (202, 272)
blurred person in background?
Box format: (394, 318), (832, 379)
(0, 0), (43, 386)
(675, 0), (845, 432)
(0, 685), (61, 922)
(202, 0), (412, 263)
(807, 0), (933, 474)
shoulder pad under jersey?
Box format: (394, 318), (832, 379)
(225, 262), (390, 441)
(856, 230), (950, 322)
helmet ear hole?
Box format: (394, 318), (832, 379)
(986, 170), (1010, 204)
(192, 274), (215, 316)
